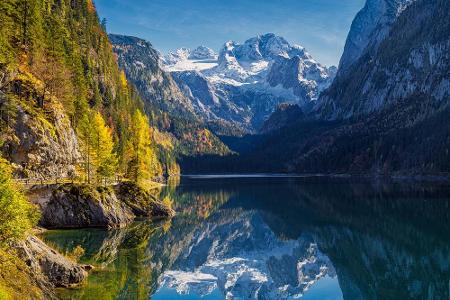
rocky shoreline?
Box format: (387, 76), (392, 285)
(36, 182), (174, 229)
(13, 235), (90, 299)
(9, 181), (174, 299)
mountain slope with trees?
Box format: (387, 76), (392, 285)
(109, 34), (231, 157)
(0, 1), (177, 298)
(0, 0), (173, 181)
(182, 0), (450, 176)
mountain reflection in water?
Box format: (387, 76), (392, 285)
(42, 177), (450, 300)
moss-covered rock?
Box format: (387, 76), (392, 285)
(38, 183), (174, 229)
(0, 246), (50, 300)
(40, 184), (134, 229)
(0, 234), (90, 300)
(116, 182), (175, 218)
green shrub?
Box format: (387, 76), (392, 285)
(0, 157), (40, 246)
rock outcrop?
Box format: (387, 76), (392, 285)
(116, 182), (175, 218)
(40, 184), (134, 229)
(1, 98), (80, 179)
(39, 183), (174, 229)
(15, 235), (88, 290)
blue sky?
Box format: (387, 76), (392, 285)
(95, 0), (365, 66)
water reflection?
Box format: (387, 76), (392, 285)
(42, 177), (450, 300)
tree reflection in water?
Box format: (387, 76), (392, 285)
(42, 177), (450, 300)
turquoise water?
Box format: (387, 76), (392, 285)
(42, 176), (450, 299)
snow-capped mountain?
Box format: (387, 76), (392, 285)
(163, 33), (336, 132)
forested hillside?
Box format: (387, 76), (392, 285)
(0, 0), (176, 181)
(0, 1), (178, 298)
(109, 34), (231, 157)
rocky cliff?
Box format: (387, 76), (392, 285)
(319, 0), (448, 120)
(338, 0), (415, 73)
(1, 94), (80, 179)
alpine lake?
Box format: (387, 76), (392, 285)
(41, 175), (450, 300)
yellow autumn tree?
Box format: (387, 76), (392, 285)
(126, 110), (162, 183)
(78, 112), (117, 184)
(78, 113), (95, 183)
(92, 112), (117, 182)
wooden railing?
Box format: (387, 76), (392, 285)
(14, 175), (124, 187)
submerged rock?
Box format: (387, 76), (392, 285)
(39, 183), (174, 229)
(15, 235), (88, 289)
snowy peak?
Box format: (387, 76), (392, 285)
(165, 46), (218, 64)
(165, 47), (191, 64)
(162, 34), (336, 132)
(211, 33), (327, 85)
(217, 33), (309, 64)
(189, 46), (218, 60)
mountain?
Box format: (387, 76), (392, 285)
(109, 34), (230, 156)
(283, 0), (450, 174)
(338, 0), (415, 73)
(182, 0), (450, 175)
(318, 0), (449, 120)
(163, 33), (336, 133)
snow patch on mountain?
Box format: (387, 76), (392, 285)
(162, 33), (335, 132)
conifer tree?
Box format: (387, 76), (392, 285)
(78, 114), (95, 183)
(127, 110), (161, 183)
(92, 112), (117, 182)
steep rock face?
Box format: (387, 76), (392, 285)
(15, 235), (88, 288)
(319, 0), (449, 120)
(109, 35), (196, 119)
(338, 0), (415, 73)
(268, 56), (336, 103)
(171, 71), (220, 111)
(1, 95), (80, 179)
(163, 33), (335, 133)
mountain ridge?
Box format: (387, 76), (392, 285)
(162, 33), (336, 133)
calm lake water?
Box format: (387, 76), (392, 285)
(42, 176), (450, 300)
